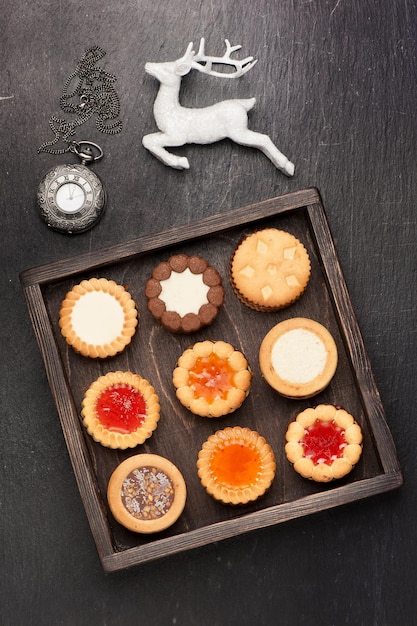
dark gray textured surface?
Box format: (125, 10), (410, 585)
(2, 1), (416, 624)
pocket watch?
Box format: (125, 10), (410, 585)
(37, 141), (106, 234)
(37, 46), (122, 235)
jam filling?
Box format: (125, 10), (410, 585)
(210, 444), (261, 487)
(121, 467), (175, 520)
(96, 384), (146, 434)
(188, 353), (234, 403)
(301, 419), (347, 465)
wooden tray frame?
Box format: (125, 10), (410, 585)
(20, 188), (402, 572)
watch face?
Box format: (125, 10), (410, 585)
(37, 163), (105, 234)
(55, 181), (87, 214)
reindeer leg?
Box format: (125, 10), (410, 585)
(142, 132), (190, 170)
(229, 128), (294, 176)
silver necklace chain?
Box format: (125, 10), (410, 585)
(38, 46), (122, 156)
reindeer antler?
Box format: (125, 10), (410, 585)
(190, 38), (257, 78)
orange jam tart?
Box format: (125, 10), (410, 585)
(197, 426), (276, 505)
(81, 371), (160, 449)
(172, 340), (252, 417)
(285, 404), (363, 482)
(107, 454), (187, 534)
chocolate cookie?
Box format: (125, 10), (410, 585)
(146, 254), (224, 333)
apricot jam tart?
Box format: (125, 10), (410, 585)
(197, 426), (276, 505)
(172, 340), (252, 417)
(285, 404), (363, 482)
(81, 371), (160, 449)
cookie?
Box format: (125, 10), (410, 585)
(107, 454), (186, 533)
(285, 404), (363, 482)
(81, 371), (160, 449)
(59, 277), (138, 358)
(172, 340), (252, 417)
(146, 254), (224, 333)
(230, 228), (311, 311)
(197, 426), (276, 505)
(259, 317), (338, 398)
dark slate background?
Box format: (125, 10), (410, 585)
(1, 1), (416, 624)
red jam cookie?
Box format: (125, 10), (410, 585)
(285, 404), (363, 482)
(81, 371), (160, 449)
(172, 340), (252, 417)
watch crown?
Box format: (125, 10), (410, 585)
(77, 146), (94, 165)
(73, 141), (104, 165)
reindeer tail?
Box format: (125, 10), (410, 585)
(239, 97), (256, 111)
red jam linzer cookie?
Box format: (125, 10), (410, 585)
(197, 426), (276, 505)
(230, 228), (311, 311)
(172, 340), (252, 417)
(259, 318), (338, 398)
(285, 404), (363, 482)
(107, 454), (187, 534)
(59, 277), (138, 358)
(146, 254), (224, 333)
(81, 371), (160, 449)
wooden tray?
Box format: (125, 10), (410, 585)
(20, 188), (403, 572)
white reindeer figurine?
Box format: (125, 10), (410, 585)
(142, 39), (295, 176)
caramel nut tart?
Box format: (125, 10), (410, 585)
(173, 340), (252, 417)
(197, 426), (276, 505)
(285, 404), (363, 482)
(108, 454), (187, 534)
(59, 277), (138, 358)
(81, 371), (160, 449)
(146, 253), (224, 333)
(230, 228), (311, 312)
(259, 317), (338, 399)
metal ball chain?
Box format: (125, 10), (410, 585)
(38, 46), (122, 156)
